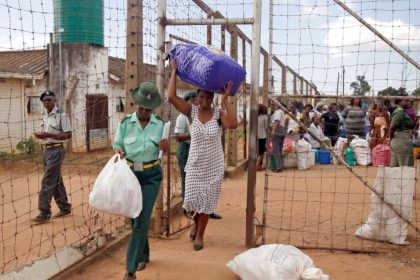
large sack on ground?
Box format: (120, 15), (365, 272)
(89, 155), (143, 218)
(355, 166), (415, 245)
(350, 136), (371, 166)
(170, 44), (246, 96)
(296, 139), (312, 170)
(332, 137), (347, 165)
(371, 144), (391, 167)
(283, 152), (298, 168)
(226, 244), (329, 280)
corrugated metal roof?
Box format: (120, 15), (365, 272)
(0, 50), (47, 78)
(0, 49), (127, 80)
(0, 50), (192, 90)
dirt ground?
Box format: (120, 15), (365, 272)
(63, 168), (420, 280)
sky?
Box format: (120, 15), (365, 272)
(0, 0), (419, 95)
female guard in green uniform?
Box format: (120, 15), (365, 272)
(113, 82), (168, 280)
(387, 98), (414, 167)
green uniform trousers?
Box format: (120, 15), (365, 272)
(390, 130), (414, 167)
(126, 164), (163, 274)
(176, 142), (190, 199)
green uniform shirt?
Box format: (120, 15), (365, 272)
(113, 113), (164, 163)
(391, 107), (413, 131)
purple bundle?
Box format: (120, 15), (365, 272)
(171, 44), (246, 96)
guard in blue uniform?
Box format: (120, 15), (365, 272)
(32, 91), (72, 224)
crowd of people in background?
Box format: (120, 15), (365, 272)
(257, 97), (419, 171)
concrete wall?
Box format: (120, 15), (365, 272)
(108, 79), (125, 143)
(49, 43), (109, 152)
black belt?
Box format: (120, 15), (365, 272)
(42, 143), (63, 150)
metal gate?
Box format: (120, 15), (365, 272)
(86, 95), (108, 151)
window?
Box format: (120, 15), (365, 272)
(27, 96), (42, 114)
(116, 97), (125, 112)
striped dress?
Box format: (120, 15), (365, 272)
(342, 106), (366, 137)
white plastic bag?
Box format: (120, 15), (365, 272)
(89, 155), (143, 218)
(350, 136), (371, 166)
(332, 137), (347, 165)
(296, 139), (312, 170)
(226, 244), (329, 280)
(355, 166), (415, 245)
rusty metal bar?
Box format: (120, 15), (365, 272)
(169, 34), (197, 45)
(165, 18), (254, 26)
(333, 0), (420, 71)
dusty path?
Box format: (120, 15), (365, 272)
(64, 171), (420, 280)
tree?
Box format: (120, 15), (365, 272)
(411, 87), (420, 96)
(378, 87), (408, 96)
(350, 75), (371, 96)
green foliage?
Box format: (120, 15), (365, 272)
(350, 75), (371, 96)
(378, 87), (408, 96)
(16, 137), (40, 154)
(411, 87), (420, 96)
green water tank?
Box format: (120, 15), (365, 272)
(54, 0), (104, 46)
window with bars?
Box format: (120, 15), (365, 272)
(27, 96), (42, 114)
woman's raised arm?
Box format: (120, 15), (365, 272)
(168, 60), (192, 117)
(220, 81), (238, 129)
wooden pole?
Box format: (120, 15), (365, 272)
(125, 0), (143, 114)
(207, 14), (212, 45)
(246, 0), (261, 248)
(281, 64), (287, 95)
(227, 30), (238, 167)
(242, 38), (247, 160)
(263, 54), (269, 106)
(155, 0), (166, 235)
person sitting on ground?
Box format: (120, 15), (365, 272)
(257, 104), (268, 171)
(301, 104), (314, 128)
(321, 103), (340, 147)
(369, 101), (390, 150)
(305, 116), (325, 149)
(314, 102), (324, 118)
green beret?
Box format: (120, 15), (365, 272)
(132, 82), (162, 109)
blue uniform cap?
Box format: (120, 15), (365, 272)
(40, 91), (56, 101)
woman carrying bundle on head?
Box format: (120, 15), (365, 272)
(168, 59), (237, 251)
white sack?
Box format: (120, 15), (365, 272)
(296, 139), (312, 170)
(283, 152), (298, 169)
(89, 155), (143, 218)
(350, 136), (371, 166)
(355, 166), (415, 245)
(332, 137), (347, 165)
(309, 150), (316, 166)
(226, 244), (329, 280)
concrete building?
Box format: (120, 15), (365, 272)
(0, 49), (131, 153)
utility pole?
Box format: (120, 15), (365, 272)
(342, 66), (345, 96)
